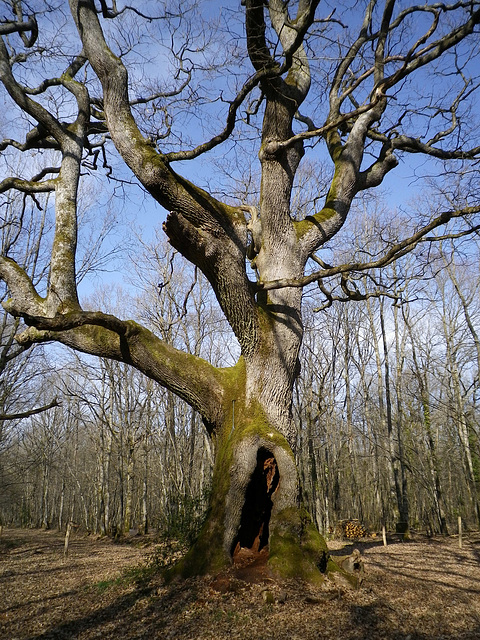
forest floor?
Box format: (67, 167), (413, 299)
(1, 528), (480, 640)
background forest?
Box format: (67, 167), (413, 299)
(1, 185), (479, 541)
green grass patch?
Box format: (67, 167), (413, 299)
(93, 563), (155, 594)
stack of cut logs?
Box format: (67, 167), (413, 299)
(335, 519), (368, 540)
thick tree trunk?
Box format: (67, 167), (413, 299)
(167, 360), (358, 586)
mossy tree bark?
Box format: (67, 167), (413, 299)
(1, 0), (480, 582)
(170, 358), (333, 582)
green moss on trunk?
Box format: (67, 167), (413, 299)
(268, 507), (328, 585)
(165, 359), (361, 588)
(164, 428), (234, 580)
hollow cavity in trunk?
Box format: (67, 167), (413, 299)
(232, 448), (279, 558)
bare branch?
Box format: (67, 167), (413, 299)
(0, 399), (60, 422)
(313, 284), (401, 312)
(166, 0), (319, 162)
(17, 309), (131, 335)
(260, 204), (480, 291)
(263, 91), (388, 154)
(0, 14), (37, 47)
(0, 176), (57, 194)
(0, 40), (68, 147)
(129, 71), (192, 106)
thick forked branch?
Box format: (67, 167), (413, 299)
(68, 0), (232, 228)
(268, 0), (317, 99)
(245, 0), (318, 282)
(0, 13), (37, 47)
(297, 1), (480, 259)
(0, 257), (46, 318)
(0, 41), (66, 147)
(69, 0), (260, 357)
(10, 312), (226, 432)
(0, 15), (36, 37)
(0, 32), (90, 311)
(246, 0), (317, 106)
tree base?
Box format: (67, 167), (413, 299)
(269, 507), (362, 588)
(164, 505), (362, 590)
(395, 521), (410, 541)
(164, 427), (362, 588)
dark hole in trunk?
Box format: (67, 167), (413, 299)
(232, 448), (279, 557)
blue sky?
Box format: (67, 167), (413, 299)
(2, 0), (479, 309)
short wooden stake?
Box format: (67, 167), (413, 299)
(64, 521), (72, 558)
(458, 516), (462, 549)
(382, 525), (387, 546)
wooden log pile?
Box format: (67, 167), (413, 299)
(334, 519), (368, 540)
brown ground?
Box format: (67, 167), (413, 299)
(1, 528), (480, 640)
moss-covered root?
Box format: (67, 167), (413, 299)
(268, 507), (362, 588)
(326, 549), (364, 589)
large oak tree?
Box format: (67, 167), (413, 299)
(1, 0), (480, 581)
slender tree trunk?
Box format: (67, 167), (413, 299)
(188, 410), (196, 493)
(392, 302), (410, 534)
(141, 440), (149, 535)
(41, 456), (50, 529)
(123, 436), (135, 535)
(58, 474), (66, 531)
(97, 426), (107, 536)
(140, 405), (151, 535)
(403, 308), (448, 534)
(343, 322), (361, 520)
(439, 287), (480, 525)
(379, 298), (409, 535)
